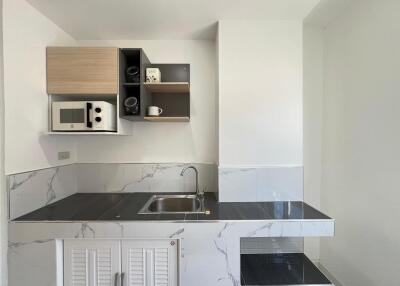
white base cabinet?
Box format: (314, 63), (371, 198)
(63, 239), (178, 286)
(121, 240), (178, 286)
(64, 240), (121, 286)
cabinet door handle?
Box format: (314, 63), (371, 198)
(121, 272), (125, 286)
(114, 272), (120, 286)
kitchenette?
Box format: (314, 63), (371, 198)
(3, 0), (399, 286)
(8, 163), (334, 286)
(3, 1), (335, 285)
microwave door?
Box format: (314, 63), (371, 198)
(53, 104), (88, 131)
(59, 109), (85, 124)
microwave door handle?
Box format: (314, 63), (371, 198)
(86, 102), (93, 128)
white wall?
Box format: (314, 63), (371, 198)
(2, 6), (216, 171)
(76, 40), (217, 164)
(320, 1), (400, 285)
(3, 0), (77, 174)
(217, 20), (303, 166)
(303, 24), (324, 261)
(0, 0), (7, 284)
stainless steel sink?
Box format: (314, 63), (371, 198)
(138, 194), (206, 214)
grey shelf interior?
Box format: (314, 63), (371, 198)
(145, 63), (190, 119)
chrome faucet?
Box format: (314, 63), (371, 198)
(180, 165), (203, 197)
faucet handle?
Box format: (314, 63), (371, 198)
(197, 188), (205, 198)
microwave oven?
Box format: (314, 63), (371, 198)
(52, 101), (117, 132)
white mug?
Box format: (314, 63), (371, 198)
(147, 106), (163, 116)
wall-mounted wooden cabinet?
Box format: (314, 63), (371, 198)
(47, 47), (119, 95)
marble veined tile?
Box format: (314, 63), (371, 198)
(218, 166), (303, 202)
(218, 168), (257, 202)
(8, 164), (77, 220)
(76, 163), (217, 194)
(8, 163), (217, 220)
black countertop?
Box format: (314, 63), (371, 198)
(241, 253), (332, 285)
(14, 193), (332, 222)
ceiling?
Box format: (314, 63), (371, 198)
(26, 0), (321, 40)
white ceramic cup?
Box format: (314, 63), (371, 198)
(147, 106), (163, 116)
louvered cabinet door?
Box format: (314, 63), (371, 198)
(64, 240), (121, 286)
(121, 240), (178, 286)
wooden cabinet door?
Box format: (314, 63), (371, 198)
(121, 240), (178, 286)
(47, 47), (119, 95)
(64, 239), (121, 286)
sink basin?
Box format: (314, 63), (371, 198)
(138, 195), (206, 214)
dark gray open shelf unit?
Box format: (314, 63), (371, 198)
(241, 253), (333, 285)
(144, 64), (190, 120)
(119, 48), (150, 121)
(119, 49), (190, 122)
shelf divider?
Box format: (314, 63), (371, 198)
(144, 116), (190, 122)
(144, 82), (190, 93)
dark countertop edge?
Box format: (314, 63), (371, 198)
(10, 219), (335, 224)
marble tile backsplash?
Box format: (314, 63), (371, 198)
(8, 164), (77, 220)
(7, 163), (217, 219)
(8, 163), (301, 219)
(76, 163), (217, 194)
(218, 166), (303, 202)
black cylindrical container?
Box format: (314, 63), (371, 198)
(124, 96), (139, 115)
(126, 66), (140, 83)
